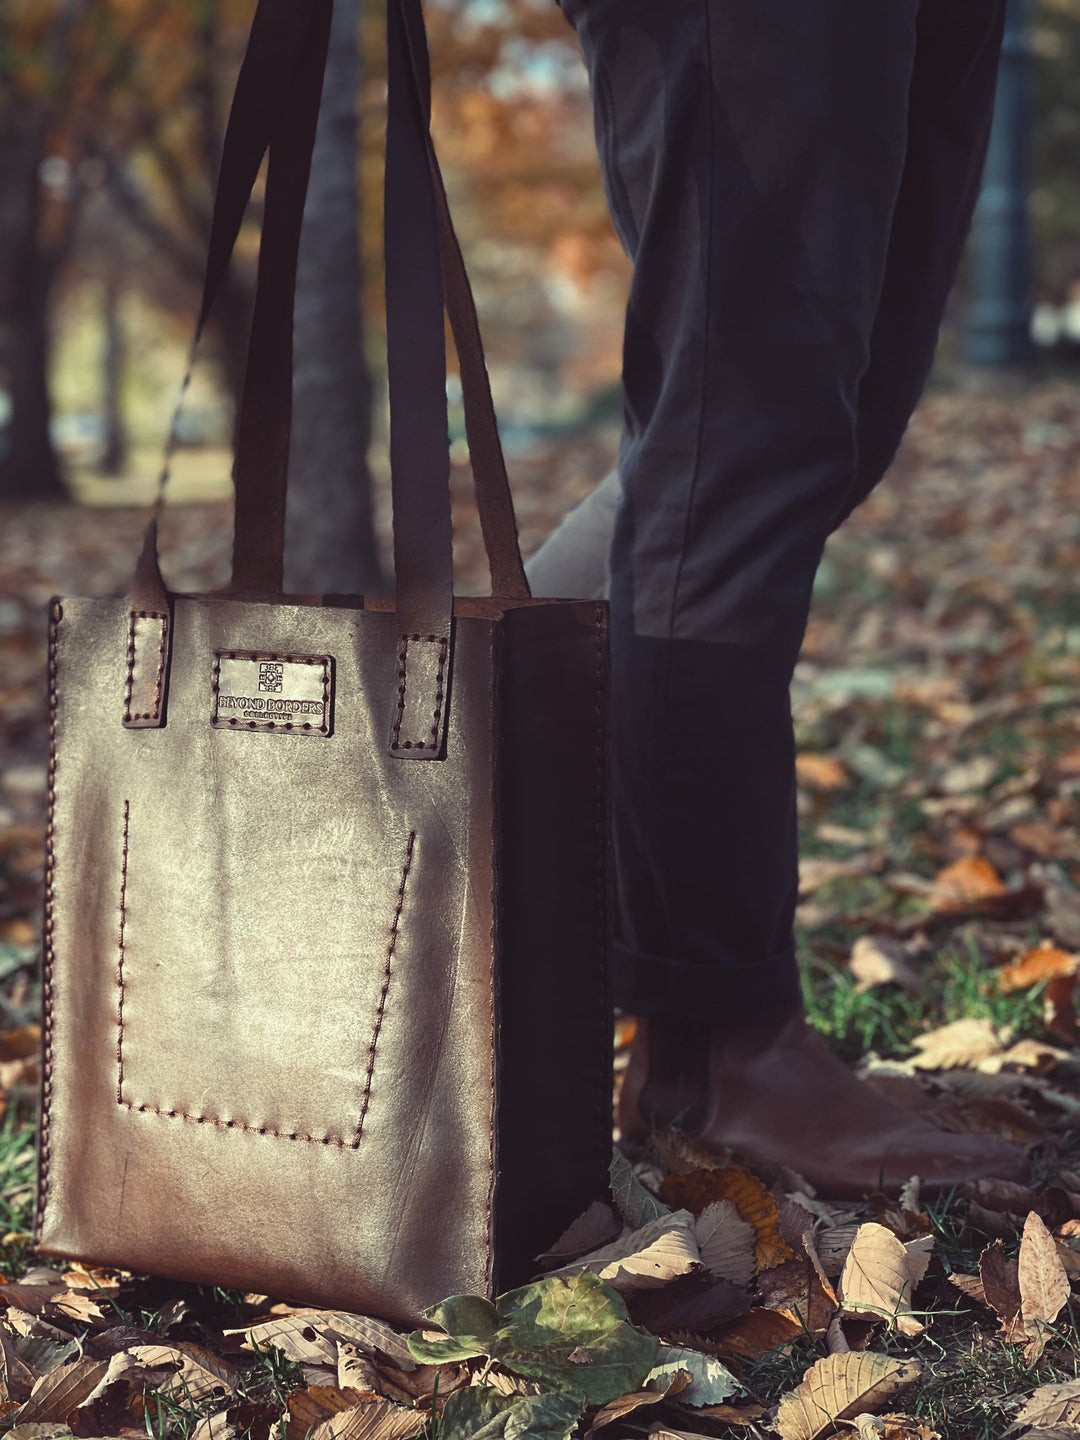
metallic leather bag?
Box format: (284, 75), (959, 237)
(34, 0), (612, 1324)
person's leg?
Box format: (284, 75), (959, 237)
(557, 0), (1022, 1192)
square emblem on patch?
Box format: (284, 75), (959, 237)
(211, 651), (333, 735)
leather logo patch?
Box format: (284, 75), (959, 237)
(211, 651), (332, 735)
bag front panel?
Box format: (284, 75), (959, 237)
(38, 595), (499, 1322)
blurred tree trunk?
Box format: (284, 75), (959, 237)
(0, 38), (69, 500)
(99, 273), (127, 475)
(284, 0), (384, 595)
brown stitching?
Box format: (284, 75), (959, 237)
(355, 831), (417, 1141)
(390, 635), (449, 751)
(124, 611), (169, 723)
(116, 1100), (360, 1147)
(117, 801), (130, 1104)
(35, 600), (62, 1247)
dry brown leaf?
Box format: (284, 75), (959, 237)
(1019, 1210), (1071, 1359)
(910, 1017), (1008, 1070)
(586, 1372), (689, 1436)
(852, 1416), (940, 1440)
(774, 1353), (921, 1440)
(799, 854), (881, 897)
(1011, 1377), (1080, 1431)
(13, 1359), (109, 1424)
(286, 1386), (382, 1440)
(715, 1308), (803, 1360)
(126, 1343), (238, 1403)
(838, 1224), (924, 1335)
(903, 1236), (935, 1290)
(1045, 974), (1080, 1045)
(998, 941), (1079, 993)
(947, 1272), (986, 1305)
(548, 1210), (701, 1294)
(651, 1128), (727, 1176)
(979, 1240), (1023, 1338)
(191, 1411), (237, 1440)
(308, 1400), (425, 1440)
(238, 1313), (414, 1372)
(537, 1201), (622, 1265)
(929, 855), (1008, 912)
(660, 1167), (796, 1271)
(815, 1224), (861, 1279)
(0, 1324), (39, 1403)
(0, 1028), (40, 1063)
(757, 1257), (836, 1337)
(796, 754), (850, 791)
(693, 1201), (755, 1285)
(850, 937), (922, 995)
(337, 1345), (380, 1394)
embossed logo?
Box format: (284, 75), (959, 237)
(212, 652), (333, 736)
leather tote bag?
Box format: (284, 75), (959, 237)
(34, 0), (612, 1325)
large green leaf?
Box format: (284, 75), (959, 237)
(437, 1386), (581, 1440)
(408, 1273), (658, 1405)
(407, 1296), (501, 1365)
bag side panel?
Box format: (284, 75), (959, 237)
(37, 595), (499, 1323)
(493, 600), (613, 1288)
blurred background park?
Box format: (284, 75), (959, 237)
(6, 0), (1080, 1062)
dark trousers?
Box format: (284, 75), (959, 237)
(555, 0), (1007, 1022)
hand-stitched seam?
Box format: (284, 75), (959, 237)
(124, 611), (168, 723)
(390, 635), (449, 751)
(117, 801), (130, 1104)
(35, 600), (62, 1247)
(355, 830), (417, 1141)
(117, 1101), (367, 1147)
(210, 651), (331, 734)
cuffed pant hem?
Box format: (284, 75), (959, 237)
(613, 941), (804, 1025)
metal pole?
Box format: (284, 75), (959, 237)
(964, 0), (1033, 367)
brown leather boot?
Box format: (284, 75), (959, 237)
(617, 1012), (1029, 1198)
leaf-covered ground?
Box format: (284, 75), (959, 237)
(6, 379), (1080, 1437)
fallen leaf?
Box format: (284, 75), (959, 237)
(336, 1345), (380, 1394)
(435, 1385), (579, 1440)
(537, 1203), (622, 1267)
(1011, 1377), (1080, 1431)
(692, 1202), (755, 1286)
(585, 1373), (686, 1435)
(286, 1386), (383, 1440)
(715, 1308), (803, 1360)
(126, 1343), (238, 1402)
(852, 1416), (940, 1440)
(979, 1240), (1022, 1338)
(838, 1224), (924, 1335)
(757, 1257), (836, 1337)
(930, 856), (1008, 913)
(660, 1168), (796, 1271)
(796, 754), (850, 791)
(1019, 1211), (1071, 1359)
(814, 1224), (861, 1279)
(850, 937), (922, 995)
(547, 1210), (701, 1294)
(409, 1272), (658, 1405)
(645, 1345), (740, 1406)
(0, 1028), (40, 1062)
(998, 941), (1078, 993)
(239, 1313), (415, 1372)
(629, 1273), (750, 1335)
(13, 1360), (109, 1424)
(610, 1151), (670, 1230)
(910, 1017), (1009, 1070)
(191, 1411), (236, 1440)
(309, 1400), (428, 1440)
(774, 1353), (921, 1440)
(1045, 974), (1080, 1045)
(799, 854), (881, 897)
